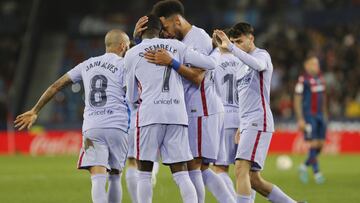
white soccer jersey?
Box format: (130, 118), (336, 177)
(231, 46), (275, 132)
(182, 25), (224, 117)
(125, 38), (216, 127)
(214, 51), (246, 129)
(67, 53), (129, 132)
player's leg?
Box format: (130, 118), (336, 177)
(312, 119), (326, 184)
(125, 128), (139, 203)
(299, 117), (318, 183)
(163, 124), (197, 203)
(249, 171), (296, 203)
(78, 129), (112, 203)
(106, 128), (129, 203)
(200, 114), (235, 203)
(135, 124), (163, 203)
(187, 116), (206, 203)
(213, 128), (239, 199)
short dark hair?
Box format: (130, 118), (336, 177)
(141, 14), (162, 38)
(145, 14), (162, 31)
(152, 0), (185, 18)
(228, 22), (254, 38)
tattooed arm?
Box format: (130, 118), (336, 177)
(14, 74), (73, 130)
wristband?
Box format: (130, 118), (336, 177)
(170, 59), (181, 71)
(134, 37), (142, 45)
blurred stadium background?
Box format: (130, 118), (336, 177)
(0, 0), (360, 202)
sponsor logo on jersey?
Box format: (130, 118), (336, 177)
(153, 98), (181, 105)
(88, 109), (115, 116)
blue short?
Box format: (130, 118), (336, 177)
(304, 116), (327, 140)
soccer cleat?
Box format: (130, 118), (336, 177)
(298, 164), (309, 184)
(314, 172), (325, 184)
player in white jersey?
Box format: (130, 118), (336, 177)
(14, 29), (130, 203)
(125, 15), (220, 203)
(212, 39), (246, 200)
(148, 1), (235, 203)
(214, 23), (303, 203)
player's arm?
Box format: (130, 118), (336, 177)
(133, 16), (148, 44)
(144, 49), (206, 86)
(213, 30), (267, 71)
(14, 74), (73, 130)
(294, 80), (306, 131)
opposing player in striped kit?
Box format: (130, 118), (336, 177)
(151, 1), (235, 202)
(15, 29), (131, 203)
(125, 14), (219, 203)
(214, 23), (302, 203)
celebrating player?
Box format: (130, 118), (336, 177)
(214, 23), (302, 203)
(294, 55), (327, 184)
(14, 29), (131, 203)
(151, 1), (234, 202)
(124, 14), (219, 203)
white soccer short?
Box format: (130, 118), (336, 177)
(235, 129), (272, 171)
(135, 124), (193, 164)
(77, 128), (128, 171)
(127, 128), (136, 159)
(215, 128), (238, 165)
(188, 113), (224, 163)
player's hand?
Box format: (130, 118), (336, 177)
(144, 49), (172, 66)
(14, 109), (38, 130)
(297, 119), (306, 131)
(234, 128), (240, 144)
(133, 16), (148, 39)
(213, 29), (231, 50)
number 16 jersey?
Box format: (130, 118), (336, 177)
(67, 52), (129, 133)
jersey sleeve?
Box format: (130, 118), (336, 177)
(67, 62), (84, 83)
(124, 53), (139, 104)
(229, 44), (268, 71)
(295, 76), (305, 94)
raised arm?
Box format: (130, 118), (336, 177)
(14, 74), (73, 130)
(213, 30), (267, 71)
(144, 49), (206, 86)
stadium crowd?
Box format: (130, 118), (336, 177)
(1, 0), (360, 127)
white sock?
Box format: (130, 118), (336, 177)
(202, 169), (236, 203)
(218, 172), (236, 199)
(236, 194), (252, 203)
(267, 185), (296, 203)
(91, 174), (107, 203)
(137, 171), (152, 203)
(250, 189), (256, 203)
(152, 162), (159, 186)
(189, 170), (205, 203)
(173, 171), (198, 203)
(126, 168), (138, 203)
(108, 174), (122, 203)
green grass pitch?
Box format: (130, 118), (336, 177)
(0, 155), (359, 203)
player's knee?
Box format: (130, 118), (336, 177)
(187, 158), (202, 170)
(109, 169), (121, 175)
(127, 157), (137, 167)
(212, 165), (229, 173)
(170, 162), (188, 173)
(249, 172), (262, 189)
(235, 160), (250, 178)
(137, 160), (153, 172)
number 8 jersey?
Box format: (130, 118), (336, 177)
(67, 53), (129, 133)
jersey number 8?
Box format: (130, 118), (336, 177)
(89, 75), (108, 107)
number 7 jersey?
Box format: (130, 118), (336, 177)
(67, 53), (129, 133)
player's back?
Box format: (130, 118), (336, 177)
(182, 25), (223, 117)
(235, 48), (274, 132)
(125, 38), (188, 127)
(67, 53), (129, 132)
(214, 52), (245, 128)
(295, 74), (326, 118)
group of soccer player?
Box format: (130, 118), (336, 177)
(14, 0), (320, 203)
